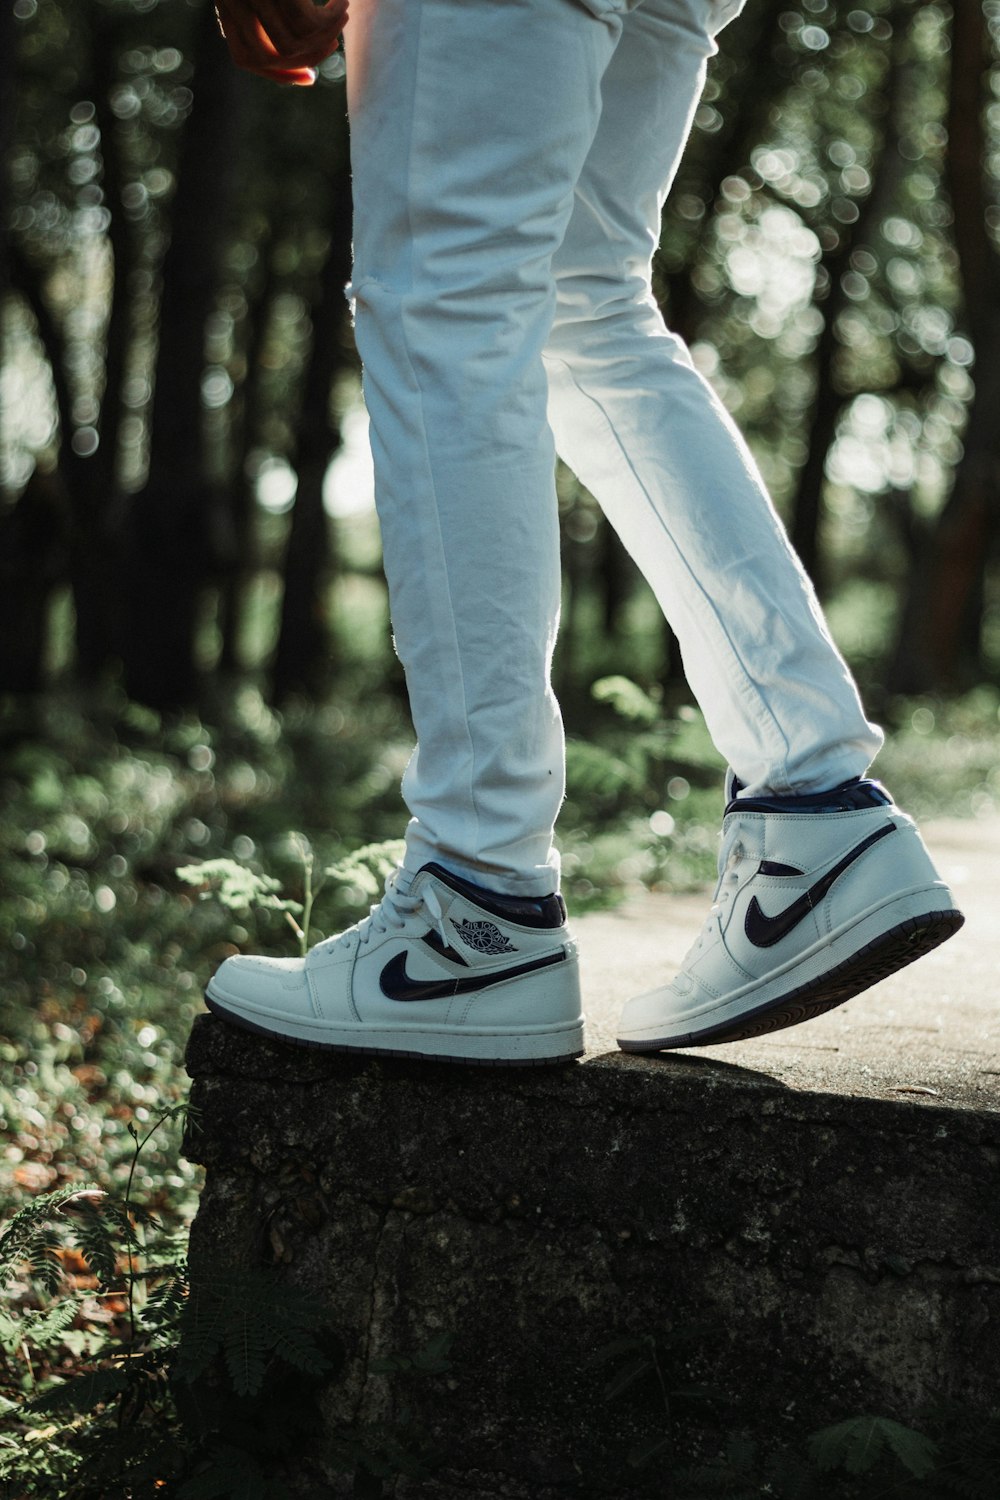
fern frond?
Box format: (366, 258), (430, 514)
(222, 1302), (268, 1397)
(807, 1414), (938, 1479)
(324, 839), (408, 899)
(71, 1202), (120, 1289)
(29, 1364), (129, 1415)
(0, 1185), (103, 1289)
(566, 738), (643, 797)
(592, 675), (661, 725)
(19, 1295), (81, 1351)
(175, 1280), (228, 1384)
(270, 1324), (333, 1376)
(176, 1442), (285, 1500)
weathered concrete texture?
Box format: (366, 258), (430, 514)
(184, 1019), (1000, 1497)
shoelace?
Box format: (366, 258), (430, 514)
(341, 873), (449, 951)
(685, 836), (746, 962)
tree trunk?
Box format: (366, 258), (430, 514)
(889, 0), (1000, 692)
(69, 1), (138, 680)
(122, 0), (244, 710)
(0, 471), (69, 694)
(271, 154), (354, 705)
(219, 236), (275, 674)
(789, 21), (907, 592)
(0, 0), (14, 320)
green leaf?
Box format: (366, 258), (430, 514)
(807, 1415), (939, 1478)
(175, 859), (285, 915)
(30, 1364), (129, 1414)
(592, 675), (661, 725)
(565, 739), (642, 797)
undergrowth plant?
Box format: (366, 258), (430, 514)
(176, 837), (407, 956)
(0, 1107), (192, 1497)
(593, 1328), (1000, 1498)
(0, 1105), (453, 1500)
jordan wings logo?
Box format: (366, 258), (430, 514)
(744, 822), (897, 949)
(454, 919), (517, 955)
(380, 950), (564, 1003)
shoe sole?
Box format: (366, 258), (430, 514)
(203, 990), (584, 1068)
(617, 906), (964, 1052)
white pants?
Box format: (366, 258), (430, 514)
(345, 0), (883, 895)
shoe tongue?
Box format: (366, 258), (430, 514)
(418, 862), (566, 929)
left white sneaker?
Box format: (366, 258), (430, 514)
(617, 779), (964, 1053)
(205, 862), (583, 1066)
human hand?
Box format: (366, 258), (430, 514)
(214, 0), (348, 87)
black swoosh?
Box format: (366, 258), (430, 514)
(422, 931), (470, 966)
(380, 949), (566, 1003)
(744, 822), (897, 949)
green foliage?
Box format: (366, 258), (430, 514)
(593, 1316), (1000, 1499)
(177, 1443), (293, 1500)
(590, 675), (662, 726)
(0, 1107), (454, 1500)
(175, 858), (299, 918)
(808, 1414), (940, 1479)
(176, 1271), (335, 1397)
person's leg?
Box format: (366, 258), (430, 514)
(204, 0), (629, 1064)
(544, 0), (881, 796)
(538, 0), (963, 1049)
(345, 0), (623, 896)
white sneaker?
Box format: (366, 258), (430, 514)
(617, 779), (964, 1052)
(205, 862), (584, 1066)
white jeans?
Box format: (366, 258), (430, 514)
(345, 0), (883, 896)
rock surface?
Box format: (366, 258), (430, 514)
(184, 1021), (1000, 1495)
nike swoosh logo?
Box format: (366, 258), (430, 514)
(744, 822), (897, 949)
(380, 949), (566, 1003)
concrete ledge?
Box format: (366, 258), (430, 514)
(183, 1017), (1000, 1497)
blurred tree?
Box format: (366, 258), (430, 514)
(272, 150), (353, 704)
(217, 222), (275, 674)
(891, 0), (1000, 690)
(122, 0), (246, 709)
(3, 0), (1000, 708)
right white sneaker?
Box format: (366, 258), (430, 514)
(618, 779), (964, 1053)
(206, 862), (584, 1066)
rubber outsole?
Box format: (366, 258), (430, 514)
(203, 992), (584, 1068)
(617, 907), (965, 1053)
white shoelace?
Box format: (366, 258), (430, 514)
(347, 873), (449, 950)
(684, 835), (746, 963)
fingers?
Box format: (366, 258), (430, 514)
(249, 0), (344, 57)
(216, 0), (348, 85)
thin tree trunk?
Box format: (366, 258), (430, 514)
(661, 0), (787, 343)
(70, 1), (136, 679)
(789, 18), (907, 591)
(889, 0), (1000, 692)
(272, 155), (353, 704)
(0, 0), (15, 322)
(122, 0), (244, 710)
(219, 235), (275, 674)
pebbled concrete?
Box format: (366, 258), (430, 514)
(576, 816), (999, 1114)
